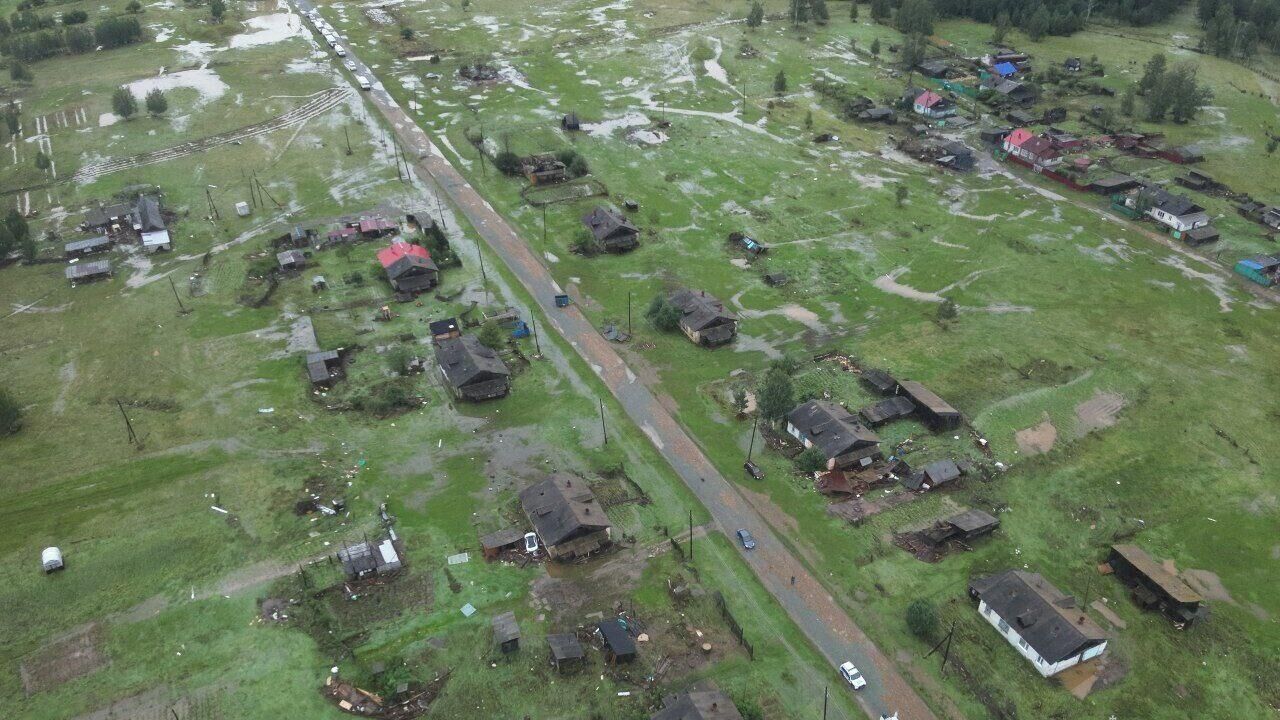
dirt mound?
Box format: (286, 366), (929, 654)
(1075, 391), (1125, 436)
(1015, 417), (1057, 455)
(1182, 569), (1234, 604)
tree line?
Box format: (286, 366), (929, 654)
(0, 12), (143, 64)
(1197, 0), (1280, 57)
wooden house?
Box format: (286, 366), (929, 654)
(65, 260), (112, 284)
(519, 474), (611, 560)
(597, 619), (637, 663)
(969, 570), (1107, 677)
(492, 611), (521, 654)
(786, 400), (882, 471)
(651, 684), (744, 720)
(581, 206), (640, 252)
(896, 380), (962, 430)
(377, 240), (439, 294)
(913, 91), (956, 119)
(306, 350), (343, 387)
(668, 289), (737, 346)
(435, 335), (510, 401)
(64, 235), (112, 258)
(546, 633), (585, 671)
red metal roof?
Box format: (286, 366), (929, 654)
(359, 217), (395, 234)
(377, 241), (431, 268)
(915, 91), (945, 108)
(1006, 128), (1035, 148)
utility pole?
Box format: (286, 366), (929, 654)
(205, 186), (220, 221)
(117, 399), (139, 445)
(541, 203), (547, 243)
(626, 291), (632, 336)
(528, 307), (540, 356)
(688, 509), (694, 563)
(599, 397), (607, 445)
(343, 124), (353, 155)
(477, 246), (488, 301)
(822, 686), (828, 720)
(168, 276), (187, 314)
(747, 415), (758, 462)
(925, 621), (958, 675)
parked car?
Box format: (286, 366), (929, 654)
(343, 60), (356, 71)
(523, 532), (538, 554)
(334, 44), (347, 57)
(736, 528), (756, 550)
(839, 661), (868, 690)
(356, 76), (372, 90)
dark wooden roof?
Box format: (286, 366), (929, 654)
(946, 508), (999, 534)
(597, 619), (636, 655)
(435, 335), (510, 388)
(651, 685), (744, 720)
(668, 289), (736, 332)
(970, 570), (1107, 664)
(519, 474), (610, 547)
(897, 380), (959, 417)
(786, 400), (879, 459)
(546, 633), (584, 660)
(492, 611), (521, 644)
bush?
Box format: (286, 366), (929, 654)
(62, 10), (88, 25)
(796, 446), (827, 472)
(0, 389), (21, 436)
(906, 598), (939, 640)
(492, 150), (522, 175)
(645, 295), (681, 332)
(477, 321), (508, 350)
(356, 380), (418, 417)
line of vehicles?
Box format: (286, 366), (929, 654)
(302, 8), (370, 90)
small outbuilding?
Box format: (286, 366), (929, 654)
(860, 368), (898, 395)
(651, 683), (744, 720)
(1106, 544), (1204, 625)
(492, 611), (521, 653)
(337, 537), (402, 580)
(429, 317), (462, 343)
(436, 335), (511, 401)
(65, 260), (112, 284)
(581, 206), (640, 252)
(479, 528), (525, 560)
(859, 396), (915, 426)
(668, 289), (738, 347)
(916, 60), (950, 78)
(1179, 225), (1219, 246)
(597, 619), (637, 663)
(896, 380), (962, 430)
(561, 112), (581, 131)
(64, 236), (112, 258)
(306, 350), (343, 387)
(901, 458), (963, 491)
(547, 633), (585, 671)
(762, 272), (789, 287)
(276, 249), (307, 271)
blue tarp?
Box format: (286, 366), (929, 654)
(994, 62), (1017, 77)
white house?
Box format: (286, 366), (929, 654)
(969, 570), (1108, 677)
(1132, 188), (1210, 232)
(912, 91), (956, 119)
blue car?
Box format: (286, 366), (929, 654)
(736, 529), (756, 550)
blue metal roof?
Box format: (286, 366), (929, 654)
(994, 62), (1017, 77)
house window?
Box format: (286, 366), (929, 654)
(1036, 655), (1044, 665)
(1018, 638), (1029, 650)
(982, 605), (991, 617)
(997, 619), (1010, 633)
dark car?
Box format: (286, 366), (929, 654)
(736, 529), (756, 550)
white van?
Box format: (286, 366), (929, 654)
(325, 35), (336, 48)
(355, 76), (371, 90)
(334, 45), (347, 57)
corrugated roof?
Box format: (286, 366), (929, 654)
(435, 335), (510, 389)
(897, 381), (959, 417)
(970, 570), (1107, 664)
(669, 288), (737, 332)
(787, 400), (880, 460)
(519, 474), (610, 547)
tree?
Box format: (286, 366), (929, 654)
(1165, 62), (1213, 123)
(461, 0), (472, 10)
(811, 0), (829, 25)
(6, 210), (30, 246)
(869, 0), (890, 23)
(906, 599), (939, 640)
(2, 105), (19, 139)
(144, 88), (168, 116)
(62, 9), (88, 25)
(492, 150), (521, 175)
(66, 26), (94, 52)
(0, 389), (21, 436)
(477, 321), (508, 350)
(900, 32), (927, 68)
(936, 298), (957, 321)
(804, 109), (813, 128)
(731, 386), (748, 416)
(1025, 5), (1052, 40)
(992, 11), (1011, 43)
(773, 69), (787, 94)
(126, 0), (141, 12)
(10, 61), (33, 82)
(789, 0), (810, 25)
(0, 222), (15, 259)
(756, 366), (794, 424)
(1120, 84), (1136, 116)
(400, 26), (414, 40)
(645, 295), (682, 331)
(896, 0), (934, 36)
(210, 0), (225, 23)
(747, 1), (765, 28)
(796, 446), (827, 472)
(895, 183), (908, 207)
(112, 86), (138, 119)
(870, 37), (880, 55)
(567, 153), (589, 177)
(19, 234), (37, 260)
(849, 1), (858, 21)
(1137, 52), (1166, 95)
(1204, 4), (1236, 55)
(35, 150), (50, 170)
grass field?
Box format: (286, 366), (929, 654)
(0, 1), (875, 718)
(309, 0), (1280, 718)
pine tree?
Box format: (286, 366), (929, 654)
(145, 88), (168, 116)
(1026, 5), (1052, 41)
(1166, 62), (1213, 123)
(112, 86), (138, 119)
(756, 366), (794, 424)
(896, 0), (934, 36)
(870, 37), (881, 55)
(895, 184), (908, 207)
(1120, 84), (1136, 116)
(210, 0), (226, 23)
(869, 0), (890, 23)
(747, 1), (764, 28)
(811, 0), (829, 25)
(992, 11), (1011, 43)
(1137, 53), (1166, 95)
(10, 61), (33, 82)
(35, 150), (50, 170)
(849, 1), (858, 21)
(774, 69), (788, 94)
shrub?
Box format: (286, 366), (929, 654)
(796, 446), (827, 472)
(477, 321), (508, 350)
(0, 389), (21, 436)
(645, 295), (681, 331)
(492, 150), (522, 175)
(906, 598), (939, 640)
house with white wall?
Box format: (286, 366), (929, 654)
(1131, 187), (1210, 232)
(969, 570), (1108, 677)
(785, 400), (882, 471)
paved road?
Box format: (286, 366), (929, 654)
(291, 6), (940, 719)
